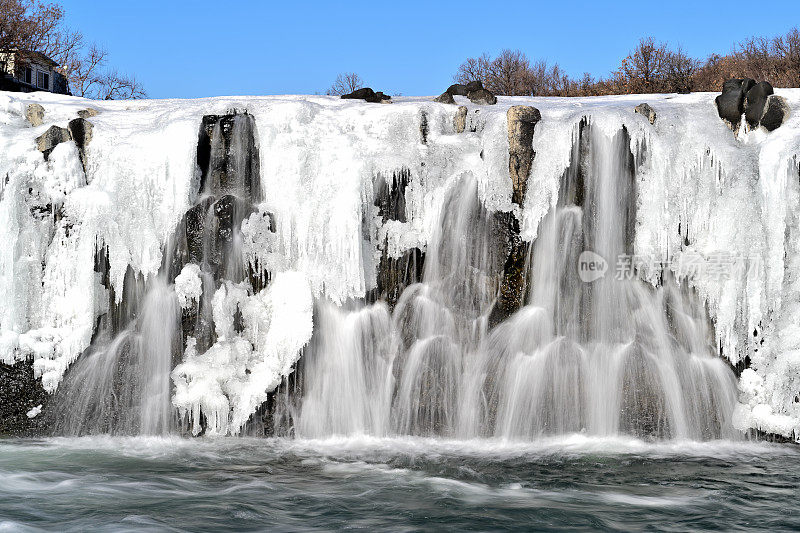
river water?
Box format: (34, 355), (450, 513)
(1, 436), (798, 531)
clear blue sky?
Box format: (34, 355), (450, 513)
(61, 0), (800, 99)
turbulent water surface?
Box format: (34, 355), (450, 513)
(1, 436), (798, 532)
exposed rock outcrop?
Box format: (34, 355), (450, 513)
(0, 360), (48, 436)
(68, 117), (94, 171)
(446, 81), (483, 96)
(467, 87), (497, 105)
(760, 94), (791, 131)
(341, 87), (391, 103)
(715, 78), (755, 126)
(35, 125), (72, 160)
(744, 81), (774, 127)
(78, 108), (100, 119)
(507, 105), (541, 206)
(454, 105), (467, 133)
(715, 78), (787, 132)
(434, 91), (456, 104)
(489, 106), (541, 326)
(634, 103), (657, 125)
(25, 103), (44, 126)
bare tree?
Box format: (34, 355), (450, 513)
(617, 37), (669, 93)
(0, 0), (146, 99)
(326, 72), (364, 96)
(663, 47), (698, 93)
(96, 71), (145, 100)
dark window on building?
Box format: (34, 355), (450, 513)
(24, 67), (32, 84)
(37, 70), (49, 90)
(0, 61), (6, 74)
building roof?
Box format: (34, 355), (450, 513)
(0, 49), (58, 68)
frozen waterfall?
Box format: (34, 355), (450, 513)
(0, 91), (798, 441)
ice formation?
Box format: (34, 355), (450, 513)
(0, 88), (798, 440)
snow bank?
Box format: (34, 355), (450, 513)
(1, 90), (799, 439)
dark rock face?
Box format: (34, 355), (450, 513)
(375, 168), (411, 223)
(35, 125), (72, 160)
(715, 78), (755, 125)
(197, 113), (261, 198)
(0, 360), (48, 436)
(467, 88), (497, 105)
(68, 117), (93, 172)
(488, 106), (541, 326)
(371, 168), (426, 309)
(507, 105), (541, 206)
(373, 248), (426, 309)
(446, 83), (469, 96)
(489, 213), (530, 328)
(634, 103), (657, 125)
(341, 87), (391, 103)
(434, 91), (456, 104)
(744, 81), (774, 127)
(760, 94), (790, 131)
(715, 78), (790, 132)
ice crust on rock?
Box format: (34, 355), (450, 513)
(0, 90), (799, 439)
(172, 271), (313, 435)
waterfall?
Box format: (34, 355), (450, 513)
(289, 122), (741, 441)
(49, 112), (261, 436)
(50, 275), (180, 435)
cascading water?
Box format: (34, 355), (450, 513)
(50, 112), (261, 436)
(51, 272), (180, 435)
(288, 121), (741, 441)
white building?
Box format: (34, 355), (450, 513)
(0, 50), (69, 94)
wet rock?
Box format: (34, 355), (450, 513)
(760, 94), (790, 131)
(68, 118), (93, 171)
(454, 105), (467, 133)
(744, 81), (774, 127)
(340, 87), (391, 103)
(467, 88), (497, 105)
(434, 91), (456, 104)
(371, 248), (425, 310)
(185, 198), (215, 263)
(489, 213), (530, 328)
(25, 103), (44, 126)
(375, 168), (411, 223)
(634, 103), (657, 125)
(78, 108), (100, 119)
(0, 360), (48, 436)
(507, 105), (541, 206)
(35, 125), (72, 160)
(197, 113), (261, 199)
(715, 78), (755, 125)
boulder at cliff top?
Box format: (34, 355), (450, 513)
(634, 103), (657, 125)
(468, 87), (497, 105)
(341, 87), (391, 103)
(715, 78), (755, 125)
(744, 81), (774, 127)
(434, 92), (456, 104)
(447, 80), (483, 96)
(760, 94), (790, 131)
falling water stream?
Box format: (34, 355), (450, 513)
(291, 123), (739, 441)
